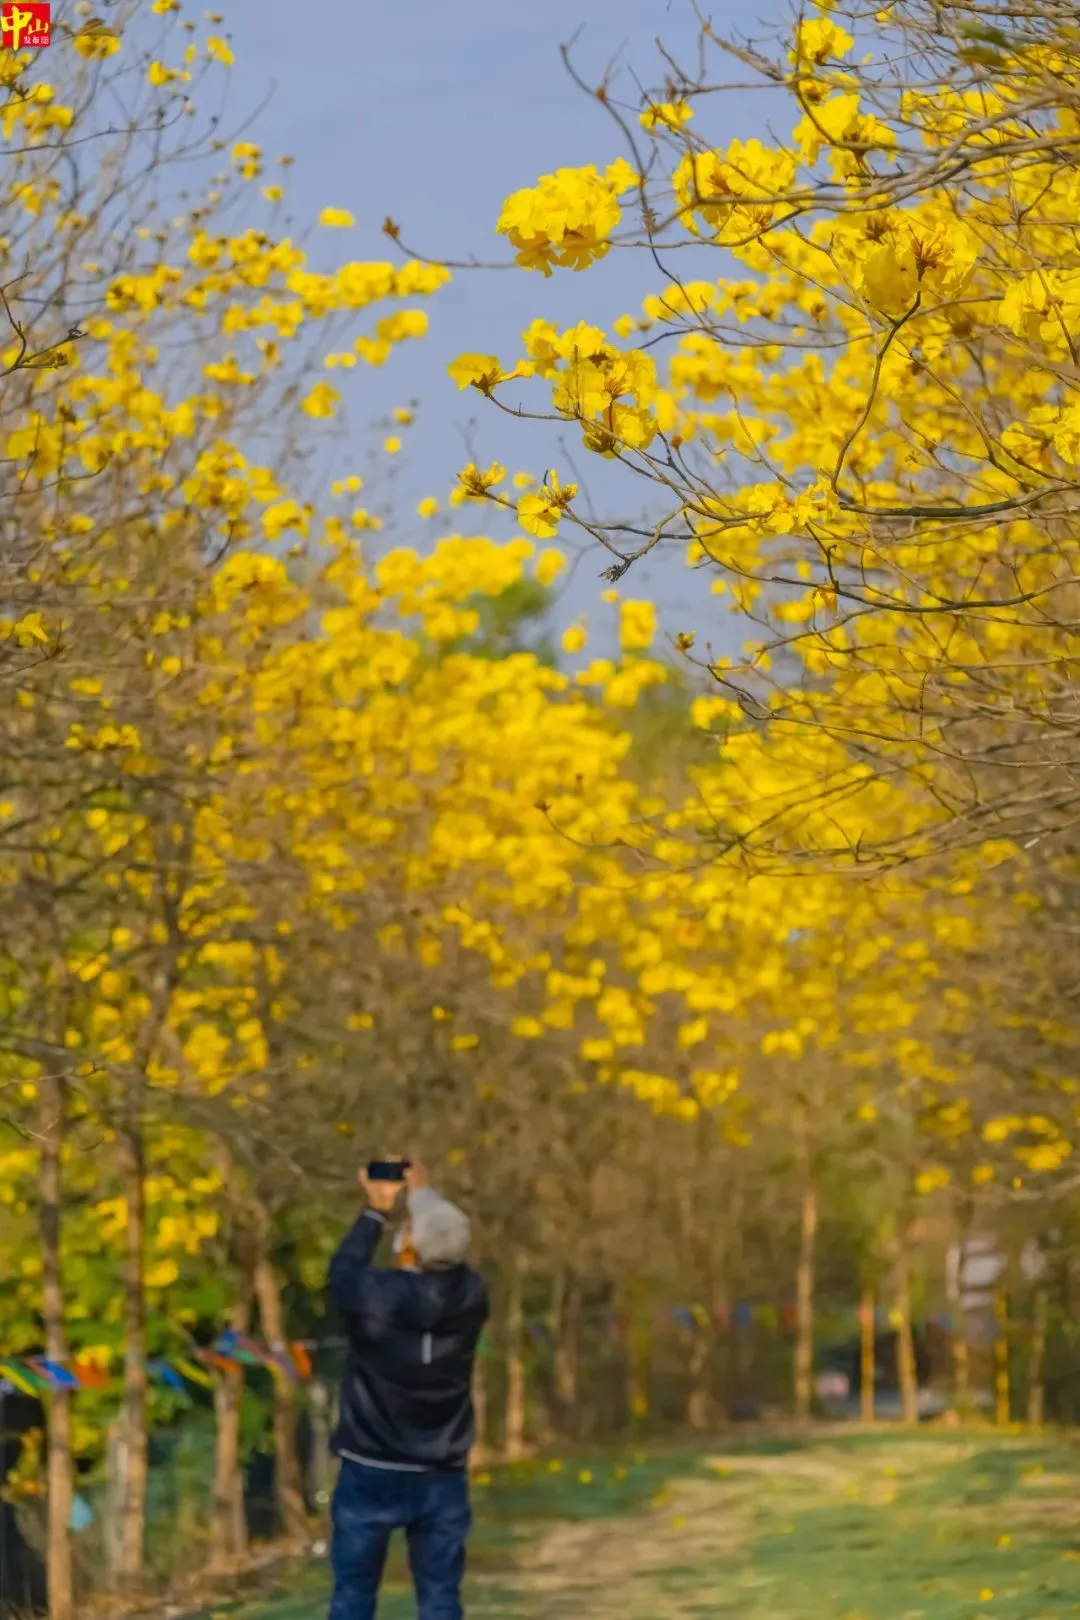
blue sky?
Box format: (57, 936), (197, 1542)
(220, 0), (791, 644)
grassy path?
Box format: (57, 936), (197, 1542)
(202, 1431), (1080, 1619)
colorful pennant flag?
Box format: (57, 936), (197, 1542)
(148, 1359), (188, 1395)
(173, 1357), (214, 1389)
(265, 1348), (300, 1384)
(0, 1293), (971, 1403)
(214, 1332), (268, 1368)
(73, 1360), (112, 1390)
(196, 1348), (237, 1374)
(0, 1361), (46, 1395)
(289, 1342), (313, 1379)
(28, 1358), (79, 1389)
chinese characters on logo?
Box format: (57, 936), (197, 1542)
(0, 3), (51, 49)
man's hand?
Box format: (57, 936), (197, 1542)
(359, 1159), (407, 1214)
(405, 1158), (429, 1192)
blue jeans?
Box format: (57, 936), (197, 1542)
(329, 1459), (470, 1620)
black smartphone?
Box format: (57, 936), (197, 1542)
(366, 1160), (410, 1181)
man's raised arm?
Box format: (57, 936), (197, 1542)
(328, 1160), (405, 1316)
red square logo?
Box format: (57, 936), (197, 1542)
(0, 3), (50, 49)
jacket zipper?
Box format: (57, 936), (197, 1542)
(421, 1331), (432, 1365)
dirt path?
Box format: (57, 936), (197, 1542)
(467, 1436), (1080, 1620)
(217, 1432), (1080, 1619)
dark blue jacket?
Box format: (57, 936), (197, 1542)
(327, 1209), (488, 1472)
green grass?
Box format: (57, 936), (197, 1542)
(190, 1430), (1080, 1619)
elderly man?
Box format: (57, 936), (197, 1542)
(327, 1158), (487, 1620)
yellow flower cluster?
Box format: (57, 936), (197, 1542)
(498, 160), (637, 275)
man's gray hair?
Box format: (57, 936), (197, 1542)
(407, 1186), (471, 1266)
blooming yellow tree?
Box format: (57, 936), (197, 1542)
(445, 0), (1080, 866)
(11, 10), (1080, 1617)
(0, 1), (447, 1602)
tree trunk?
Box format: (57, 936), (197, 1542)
(952, 1319), (970, 1407)
(503, 1255), (527, 1462)
(895, 1255), (919, 1426)
(994, 1288), (1011, 1426)
(677, 1151), (714, 1433)
(721, 1182), (746, 1421)
(251, 1237), (308, 1542)
(38, 1071), (73, 1620)
(949, 1197), (973, 1411)
(860, 1288), (876, 1425)
(114, 946), (179, 1596)
(208, 1268), (252, 1572)
(552, 1270), (579, 1439)
(117, 1121), (148, 1592)
(1027, 1287), (1048, 1427)
(209, 1368), (247, 1572)
(626, 1301), (651, 1431)
(471, 1347), (489, 1467)
(533, 1272), (562, 1447)
(687, 1326), (713, 1431)
(104, 1421), (125, 1589)
(308, 1378), (331, 1531)
(794, 1181), (818, 1422)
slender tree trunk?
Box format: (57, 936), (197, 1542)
(104, 1421), (124, 1588)
(503, 1254), (527, 1462)
(209, 1368), (247, 1571)
(38, 1071), (73, 1620)
(627, 1307), (651, 1430)
(471, 1348), (489, 1467)
(677, 1153), (714, 1432)
(952, 1323), (970, 1408)
(950, 1197), (973, 1412)
(553, 1270), (579, 1439)
(117, 1119), (148, 1591)
(251, 1233), (308, 1542)
(534, 1272), (563, 1446)
(794, 1182), (818, 1422)
(994, 1288), (1011, 1426)
(895, 1252), (919, 1426)
(860, 1288), (876, 1425)
(112, 940), (181, 1594)
(1027, 1287), (1049, 1427)
(687, 1326), (713, 1431)
(208, 1266), (252, 1573)
(308, 1378), (331, 1532)
(722, 1181), (745, 1421)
